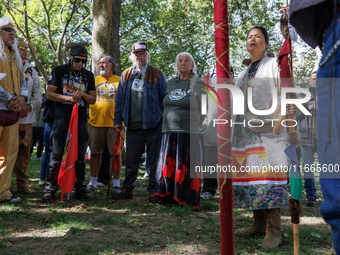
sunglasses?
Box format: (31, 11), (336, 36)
(73, 57), (87, 64)
(1, 27), (16, 34)
(18, 45), (30, 51)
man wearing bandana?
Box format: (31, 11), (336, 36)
(42, 45), (96, 202)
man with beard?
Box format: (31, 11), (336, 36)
(114, 41), (166, 203)
(86, 55), (122, 194)
(0, 17), (28, 203)
(42, 45), (96, 202)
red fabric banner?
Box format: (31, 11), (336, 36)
(278, 38), (294, 87)
(58, 103), (78, 200)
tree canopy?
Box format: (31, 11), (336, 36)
(1, 0), (318, 85)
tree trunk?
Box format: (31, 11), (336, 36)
(92, 0), (121, 76)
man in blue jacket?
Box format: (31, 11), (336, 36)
(114, 41), (166, 203)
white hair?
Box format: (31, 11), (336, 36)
(0, 17), (22, 71)
(129, 51), (150, 75)
(174, 52), (197, 75)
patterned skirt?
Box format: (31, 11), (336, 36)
(155, 132), (201, 210)
(232, 117), (289, 210)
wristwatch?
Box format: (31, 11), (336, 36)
(21, 95), (28, 102)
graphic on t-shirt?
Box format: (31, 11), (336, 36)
(131, 78), (144, 92)
(97, 82), (116, 102)
(169, 89), (186, 100)
(62, 75), (86, 106)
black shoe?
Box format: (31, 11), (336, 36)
(41, 194), (55, 203)
(121, 189), (133, 199)
(306, 198), (316, 207)
(73, 192), (91, 201)
(111, 186), (122, 200)
(148, 193), (159, 203)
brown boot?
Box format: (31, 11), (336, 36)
(235, 210), (266, 237)
(261, 208), (282, 250)
(17, 186), (36, 193)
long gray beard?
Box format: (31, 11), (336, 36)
(137, 64), (147, 75)
(99, 70), (106, 76)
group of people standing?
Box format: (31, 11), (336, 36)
(0, 17), (207, 212)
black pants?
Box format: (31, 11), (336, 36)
(123, 125), (162, 193)
(31, 127), (44, 158)
(98, 144), (110, 185)
(202, 146), (218, 195)
(45, 118), (87, 196)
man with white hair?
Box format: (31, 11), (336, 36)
(114, 41), (166, 203)
(13, 38), (42, 194)
(86, 55), (122, 194)
(0, 17), (28, 203)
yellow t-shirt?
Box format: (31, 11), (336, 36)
(88, 75), (120, 127)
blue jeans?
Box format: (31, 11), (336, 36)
(300, 144), (317, 199)
(40, 122), (53, 179)
(317, 11), (340, 255)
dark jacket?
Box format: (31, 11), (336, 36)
(114, 64), (166, 129)
(290, 0), (335, 48)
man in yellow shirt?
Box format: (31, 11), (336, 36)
(86, 55), (122, 194)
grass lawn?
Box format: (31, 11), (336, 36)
(0, 150), (335, 254)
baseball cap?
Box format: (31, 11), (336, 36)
(70, 45), (88, 57)
(132, 41), (147, 53)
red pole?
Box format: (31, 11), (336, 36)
(214, 1), (234, 254)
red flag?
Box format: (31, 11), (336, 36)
(58, 103), (78, 200)
(278, 38), (294, 87)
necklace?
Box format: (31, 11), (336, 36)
(169, 74), (192, 101)
(72, 69), (81, 77)
(174, 74), (191, 91)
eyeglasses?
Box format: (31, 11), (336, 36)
(134, 52), (147, 58)
(18, 45), (30, 51)
(0, 27), (16, 34)
(73, 58), (87, 64)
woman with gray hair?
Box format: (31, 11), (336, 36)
(154, 52), (205, 210)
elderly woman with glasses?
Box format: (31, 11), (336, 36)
(154, 52), (205, 210)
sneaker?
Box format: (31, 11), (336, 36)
(148, 192), (159, 203)
(35, 157), (41, 161)
(111, 186), (122, 200)
(200, 191), (214, 199)
(97, 181), (105, 187)
(41, 194), (55, 203)
(73, 192), (91, 201)
(121, 189), (133, 199)
(39, 178), (46, 186)
(306, 198), (316, 207)
(2, 196), (21, 203)
(143, 170), (149, 178)
(17, 186), (36, 193)
(85, 184), (97, 193)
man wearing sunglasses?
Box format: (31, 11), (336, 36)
(114, 41), (166, 203)
(13, 38), (42, 194)
(43, 45), (96, 203)
(0, 17), (28, 203)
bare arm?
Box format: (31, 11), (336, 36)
(46, 84), (75, 103)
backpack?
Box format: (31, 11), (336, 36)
(42, 94), (55, 123)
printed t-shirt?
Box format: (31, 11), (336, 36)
(88, 75), (120, 127)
